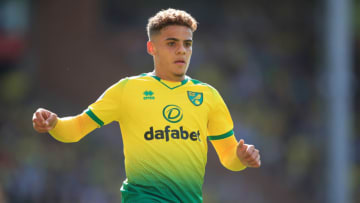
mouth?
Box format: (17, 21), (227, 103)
(174, 60), (186, 65)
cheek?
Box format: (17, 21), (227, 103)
(156, 48), (166, 57)
(187, 49), (192, 57)
(187, 46), (192, 52)
(157, 50), (172, 63)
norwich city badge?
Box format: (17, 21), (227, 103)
(187, 91), (203, 106)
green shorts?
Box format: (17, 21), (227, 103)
(120, 180), (181, 203)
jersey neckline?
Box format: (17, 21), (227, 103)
(146, 72), (189, 90)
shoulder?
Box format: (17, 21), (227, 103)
(112, 73), (154, 87)
(187, 76), (219, 95)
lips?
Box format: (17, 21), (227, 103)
(174, 60), (186, 64)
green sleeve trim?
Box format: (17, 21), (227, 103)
(208, 129), (234, 140)
(85, 109), (104, 127)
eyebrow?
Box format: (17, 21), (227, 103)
(165, 38), (192, 43)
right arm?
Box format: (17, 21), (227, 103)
(32, 108), (98, 143)
(32, 78), (128, 142)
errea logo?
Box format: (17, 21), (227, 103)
(143, 90), (155, 100)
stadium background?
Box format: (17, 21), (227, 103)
(0, 0), (359, 202)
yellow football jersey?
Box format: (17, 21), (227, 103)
(86, 73), (234, 202)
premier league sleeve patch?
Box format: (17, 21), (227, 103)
(187, 91), (203, 106)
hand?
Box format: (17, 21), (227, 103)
(236, 139), (261, 168)
(32, 108), (58, 133)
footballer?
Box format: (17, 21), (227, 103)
(32, 8), (261, 202)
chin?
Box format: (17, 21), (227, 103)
(174, 73), (185, 78)
(174, 67), (187, 77)
(173, 70), (186, 77)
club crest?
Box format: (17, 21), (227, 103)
(187, 91), (203, 106)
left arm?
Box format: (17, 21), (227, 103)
(207, 86), (261, 171)
(211, 135), (261, 171)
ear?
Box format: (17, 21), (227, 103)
(147, 41), (155, 56)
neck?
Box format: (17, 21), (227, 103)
(153, 70), (185, 82)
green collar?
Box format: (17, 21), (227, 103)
(150, 75), (189, 90)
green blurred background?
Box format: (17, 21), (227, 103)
(0, 0), (359, 202)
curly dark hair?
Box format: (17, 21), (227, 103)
(147, 8), (198, 39)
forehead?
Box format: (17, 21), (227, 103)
(157, 25), (193, 40)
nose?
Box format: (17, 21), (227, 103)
(176, 45), (186, 55)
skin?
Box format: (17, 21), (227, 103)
(237, 139), (261, 168)
(32, 24), (261, 168)
(32, 108), (58, 133)
(147, 25), (193, 82)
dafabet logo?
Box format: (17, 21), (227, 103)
(143, 105), (201, 142)
(162, 105), (183, 123)
(144, 126), (201, 142)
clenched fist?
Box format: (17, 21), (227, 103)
(32, 108), (58, 133)
(236, 139), (261, 168)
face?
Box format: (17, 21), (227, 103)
(147, 25), (193, 81)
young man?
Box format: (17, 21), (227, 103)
(32, 9), (261, 202)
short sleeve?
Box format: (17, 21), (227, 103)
(86, 78), (129, 126)
(207, 87), (234, 140)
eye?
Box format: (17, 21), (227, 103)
(184, 42), (192, 47)
(167, 41), (175, 46)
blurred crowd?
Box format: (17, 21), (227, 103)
(0, 0), (359, 203)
